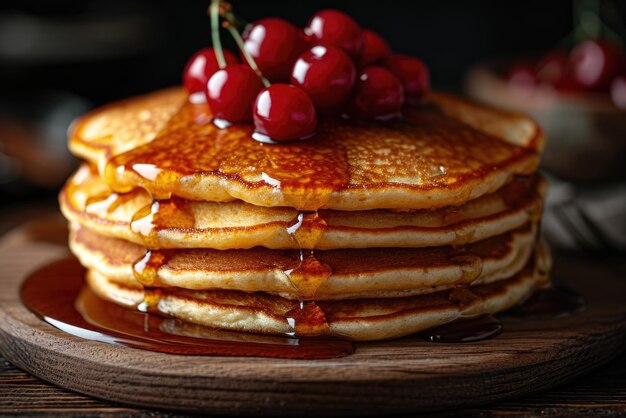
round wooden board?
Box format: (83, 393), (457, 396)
(1, 216), (625, 416)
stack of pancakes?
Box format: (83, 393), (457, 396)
(60, 88), (549, 341)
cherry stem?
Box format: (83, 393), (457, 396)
(209, 0), (226, 68)
(223, 21), (271, 87)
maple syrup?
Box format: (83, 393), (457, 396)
(85, 192), (136, 217)
(130, 197), (196, 249)
(20, 258), (354, 359)
(281, 211), (332, 301)
(285, 301), (330, 336)
(53, 77), (549, 354)
(133, 250), (170, 286)
(102, 101), (351, 210)
(21, 256), (588, 353)
(87, 98), (538, 212)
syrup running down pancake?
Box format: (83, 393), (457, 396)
(61, 164), (545, 250)
(86, 259), (548, 341)
(57, 85), (549, 344)
(70, 223), (537, 300)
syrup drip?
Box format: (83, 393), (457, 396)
(20, 258), (354, 359)
(284, 250), (333, 300)
(285, 301), (331, 336)
(122, 198), (335, 335)
(140, 287), (164, 313)
(130, 197), (195, 249)
(422, 314), (503, 343)
(288, 212), (328, 249)
(281, 211), (333, 333)
(133, 250), (170, 287)
(85, 192), (135, 216)
(126, 202), (336, 336)
(118, 102), (343, 329)
(130, 197), (195, 287)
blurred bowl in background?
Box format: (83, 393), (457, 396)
(465, 60), (626, 182)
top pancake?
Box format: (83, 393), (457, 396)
(69, 88), (542, 211)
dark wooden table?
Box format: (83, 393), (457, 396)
(1, 211), (625, 417)
(1, 351), (625, 417)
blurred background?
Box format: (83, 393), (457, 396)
(1, 0), (625, 252)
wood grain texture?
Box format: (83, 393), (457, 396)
(0, 217), (625, 416)
(2, 352), (626, 417)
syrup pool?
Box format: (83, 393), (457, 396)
(21, 258), (586, 357)
(20, 258), (354, 359)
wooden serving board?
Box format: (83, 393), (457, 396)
(1, 216), (625, 416)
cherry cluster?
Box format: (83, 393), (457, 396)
(507, 39), (626, 108)
(183, 9), (430, 142)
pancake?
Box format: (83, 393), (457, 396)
(86, 258), (547, 341)
(70, 223), (537, 300)
(61, 165), (544, 250)
(69, 88), (543, 211)
(62, 86), (550, 343)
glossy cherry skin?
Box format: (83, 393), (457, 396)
(358, 30), (390, 67)
(253, 84), (317, 142)
(243, 18), (304, 82)
(205, 64), (263, 123)
(291, 45), (357, 113)
(611, 74), (626, 108)
(183, 48), (239, 96)
(305, 9), (362, 58)
(569, 40), (621, 90)
(386, 54), (430, 105)
(535, 50), (568, 87)
(349, 66), (404, 119)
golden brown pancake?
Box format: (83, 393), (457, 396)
(62, 87), (550, 343)
(61, 165), (544, 250)
(69, 88), (543, 211)
(86, 258), (548, 341)
(70, 222), (537, 300)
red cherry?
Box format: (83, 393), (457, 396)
(507, 63), (537, 89)
(252, 84), (317, 142)
(358, 30), (390, 67)
(535, 50), (568, 86)
(349, 66), (404, 119)
(386, 54), (430, 105)
(183, 48), (239, 96)
(243, 18), (303, 82)
(569, 40), (620, 90)
(305, 9), (363, 58)
(206, 64), (263, 123)
(291, 45), (357, 113)
(611, 74), (626, 108)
